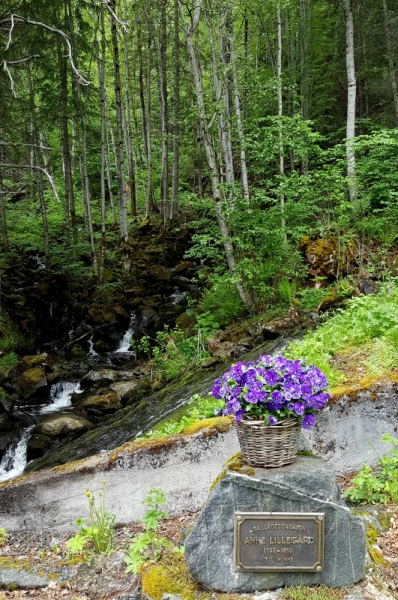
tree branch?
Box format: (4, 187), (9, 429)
(0, 163), (60, 202)
(2, 14), (90, 85)
(0, 141), (53, 150)
(99, 0), (129, 32)
(2, 61), (16, 97)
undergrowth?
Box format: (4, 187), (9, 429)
(286, 280), (398, 386)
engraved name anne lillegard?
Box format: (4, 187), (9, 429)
(244, 524), (315, 564)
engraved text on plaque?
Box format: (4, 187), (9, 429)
(234, 512), (325, 572)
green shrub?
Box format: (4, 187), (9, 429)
(0, 352), (19, 377)
(197, 274), (245, 326)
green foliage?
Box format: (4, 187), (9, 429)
(0, 528), (8, 547)
(197, 274), (245, 326)
(276, 278), (297, 305)
(286, 282), (398, 386)
(136, 394), (224, 440)
(0, 352), (19, 377)
(67, 481), (115, 559)
(124, 488), (172, 574)
(344, 434), (398, 504)
(296, 288), (326, 311)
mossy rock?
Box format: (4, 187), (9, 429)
(140, 552), (198, 600)
(70, 345), (86, 359)
(210, 452), (255, 491)
(18, 366), (47, 399)
(21, 353), (54, 372)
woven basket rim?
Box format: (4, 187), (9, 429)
(239, 415), (298, 428)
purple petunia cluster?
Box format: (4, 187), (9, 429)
(212, 355), (330, 429)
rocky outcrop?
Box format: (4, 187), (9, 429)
(78, 391), (122, 414)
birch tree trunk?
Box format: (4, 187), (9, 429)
(110, 0), (128, 241)
(277, 1), (287, 244)
(342, 0), (357, 201)
(0, 134), (9, 252)
(382, 0), (398, 125)
(122, 0), (137, 217)
(179, 0), (252, 311)
(157, 0), (170, 223)
(98, 3), (107, 282)
(228, 17), (249, 200)
(171, 0), (180, 219)
(145, 31), (156, 216)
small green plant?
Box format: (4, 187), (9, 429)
(0, 528), (8, 547)
(124, 488), (172, 574)
(0, 352), (19, 377)
(344, 434), (398, 504)
(66, 481), (115, 559)
(39, 549), (46, 559)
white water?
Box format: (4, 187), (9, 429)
(115, 312), (137, 354)
(0, 426), (34, 482)
(40, 381), (82, 414)
(88, 333), (99, 358)
(168, 287), (185, 305)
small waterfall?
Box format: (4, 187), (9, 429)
(40, 381), (82, 415)
(115, 312), (137, 354)
(0, 426), (34, 483)
(168, 287), (185, 305)
(88, 333), (99, 358)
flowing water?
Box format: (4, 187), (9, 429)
(0, 426), (35, 482)
(40, 381), (82, 415)
(115, 312), (137, 355)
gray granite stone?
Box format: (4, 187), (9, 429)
(185, 456), (366, 592)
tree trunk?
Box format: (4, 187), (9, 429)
(277, 1), (287, 244)
(171, 0), (180, 219)
(145, 31), (156, 216)
(110, 0), (128, 241)
(228, 17), (249, 200)
(382, 0), (398, 125)
(122, 0), (137, 217)
(156, 0), (170, 224)
(342, 0), (357, 201)
(98, 3), (107, 282)
(0, 135), (9, 252)
(179, 0), (252, 311)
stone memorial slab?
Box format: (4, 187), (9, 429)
(184, 456), (366, 592)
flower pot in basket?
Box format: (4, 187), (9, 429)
(212, 353), (331, 469)
(236, 416), (300, 468)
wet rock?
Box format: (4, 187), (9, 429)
(207, 338), (238, 359)
(21, 353), (54, 372)
(18, 366), (47, 400)
(172, 275), (191, 285)
(359, 279), (375, 295)
(138, 307), (157, 328)
(81, 369), (120, 386)
(26, 433), (52, 461)
(317, 294), (340, 312)
(110, 380), (140, 403)
(34, 413), (93, 437)
(172, 261), (194, 275)
(149, 265), (172, 281)
(128, 297), (147, 308)
(80, 391), (122, 414)
(0, 412), (9, 430)
(73, 551), (140, 600)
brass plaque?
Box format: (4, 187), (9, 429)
(234, 512), (324, 572)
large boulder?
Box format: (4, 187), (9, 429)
(26, 433), (52, 461)
(109, 380), (140, 403)
(18, 366), (47, 399)
(80, 369), (132, 387)
(138, 307), (157, 328)
(34, 413), (93, 438)
(185, 456), (366, 592)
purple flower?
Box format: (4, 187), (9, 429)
(235, 409), (244, 422)
(302, 414), (316, 429)
(268, 416), (278, 425)
(265, 369), (279, 386)
(259, 355), (274, 366)
(294, 402), (305, 416)
(245, 390), (261, 404)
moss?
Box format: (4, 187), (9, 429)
(140, 551), (198, 600)
(48, 572), (60, 579)
(0, 557), (32, 572)
(297, 450), (315, 457)
(330, 374), (382, 402)
(181, 416), (233, 436)
(210, 452), (255, 491)
(367, 545), (388, 566)
(6, 584), (18, 591)
(279, 585), (345, 600)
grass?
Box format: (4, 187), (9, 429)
(279, 585), (346, 600)
(285, 280), (398, 387)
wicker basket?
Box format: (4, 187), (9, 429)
(236, 416), (300, 468)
